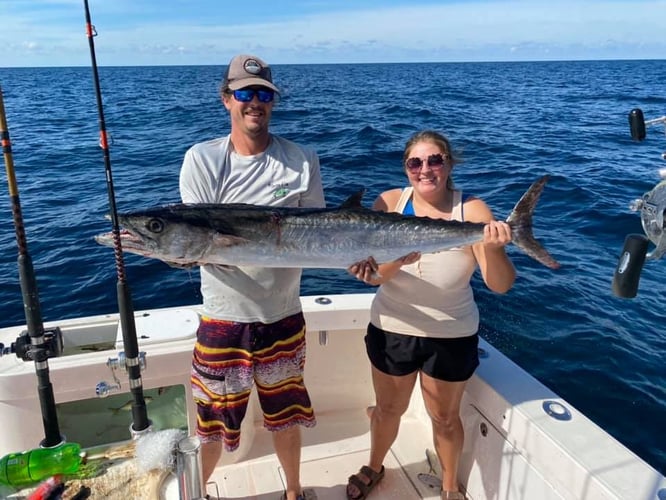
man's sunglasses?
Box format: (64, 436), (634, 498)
(405, 153), (448, 173)
(232, 88), (275, 103)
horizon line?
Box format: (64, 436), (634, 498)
(1, 56), (665, 70)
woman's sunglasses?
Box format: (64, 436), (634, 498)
(405, 153), (448, 173)
(232, 88), (275, 103)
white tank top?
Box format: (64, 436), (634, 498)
(370, 187), (479, 338)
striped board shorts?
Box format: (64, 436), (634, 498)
(191, 311), (316, 451)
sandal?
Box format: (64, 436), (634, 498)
(346, 465), (385, 500)
(279, 488), (317, 500)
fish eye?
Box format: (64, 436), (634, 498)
(146, 218), (164, 233)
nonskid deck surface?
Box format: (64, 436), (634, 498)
(206, 409), (443, 500)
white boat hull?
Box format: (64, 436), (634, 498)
(1, 293), (664, 499)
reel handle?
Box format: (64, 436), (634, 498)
(629, 108), (646, 141)
(612, 234), (649, 298)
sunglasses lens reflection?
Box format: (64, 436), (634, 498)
(427, 154), (444, 166)
(406, 158), (423, 171)
(233, 89), (275, 103)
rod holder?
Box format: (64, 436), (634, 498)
(176, 436), (205, 500)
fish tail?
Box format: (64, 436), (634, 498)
(505, 175), (560, 269)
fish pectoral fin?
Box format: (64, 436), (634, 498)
(212, 233), (252, 247)
(164, 261), (196, 270)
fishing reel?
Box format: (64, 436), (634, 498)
(0, 327), (64, 361)
(95, 351), (147, 398)
(612, 108), (666, 298)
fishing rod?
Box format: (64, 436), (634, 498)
(83, 0), (150, 434)
(0, 85), (63, 448)
(612, 108), (666, 298)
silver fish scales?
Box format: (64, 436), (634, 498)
(95, 176), (560, 270)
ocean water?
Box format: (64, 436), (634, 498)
(0, 60), (665, 475)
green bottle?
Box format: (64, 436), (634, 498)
(0, 442), (83, 487)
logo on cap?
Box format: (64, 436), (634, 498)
(244, 59), (262, 75)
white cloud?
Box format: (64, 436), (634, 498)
(0, 1), (664, 66)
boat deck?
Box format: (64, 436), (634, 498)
(204, 409), (443, 500)
(3, 296), (665, 499)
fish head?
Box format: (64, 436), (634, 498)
(95, 206), (214, 267)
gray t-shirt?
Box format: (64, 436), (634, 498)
(179, 134), (326, 323)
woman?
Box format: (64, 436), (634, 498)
(346, 130), (516, 500)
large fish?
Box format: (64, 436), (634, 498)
(95, 175), (560, 270)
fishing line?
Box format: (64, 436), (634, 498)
(0, 85), (63, 447)
(83, 0), (150, 433)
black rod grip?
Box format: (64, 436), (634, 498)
(612, 234), (649, 298)
(628, 108), (646, 141)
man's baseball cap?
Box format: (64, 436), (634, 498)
(221, 54), (280, 93)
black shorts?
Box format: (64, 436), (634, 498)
(365, 322), (479, 382)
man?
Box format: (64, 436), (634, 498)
(180, 54), (324, 500)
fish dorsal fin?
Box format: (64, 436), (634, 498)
(340, 189), (365, 209)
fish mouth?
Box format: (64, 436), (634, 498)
(95, 228), (194, 267)
(95, 228), (153, 256)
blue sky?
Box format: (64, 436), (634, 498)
(1, 0), (664, 67)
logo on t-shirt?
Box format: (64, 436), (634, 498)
(272, 183), (290, 198)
